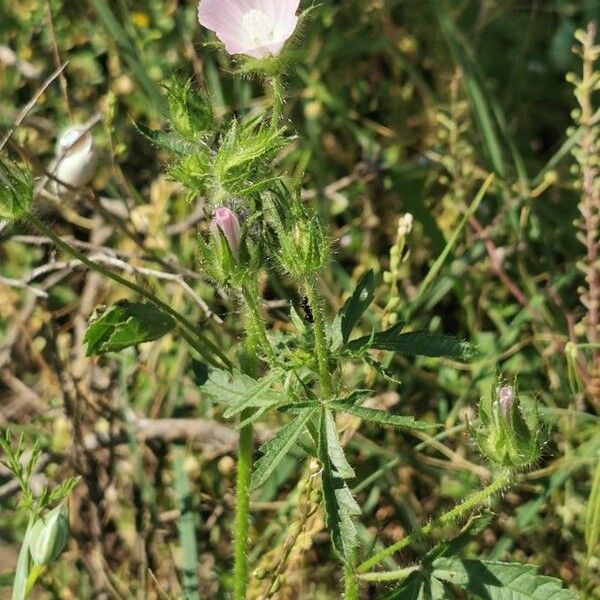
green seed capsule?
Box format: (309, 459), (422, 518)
(29, 505), (69, 565)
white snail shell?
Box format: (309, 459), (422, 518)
(51, 125), (98, 194)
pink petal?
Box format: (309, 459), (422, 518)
(198, 0), (244, 36)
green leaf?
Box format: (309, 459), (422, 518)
(379, 571), (429, 600)
(323, 409), (355, 479)
(83, 301), (175, 356)
(432, 558), (579, 599)
(0, 157), (33, 220)
(348, 327), (473, 360)
(135, 123), (197, 156)
(331, 404), (434, 431)
(319, 409), (361, 564)
(339, 270), (376, 345)
(250, 407), (318, 490)
(201, 369), (286, 423)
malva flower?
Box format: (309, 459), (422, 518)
(198, 0), (300, 59)
(211, 207), (242, 258)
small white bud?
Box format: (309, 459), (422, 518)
(51, 125), (98, 194)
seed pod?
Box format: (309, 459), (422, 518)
(29, 505), (69, 565)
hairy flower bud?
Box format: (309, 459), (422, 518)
(51, 125), (97, 194)
(211, 207), (242, 258)
(470, 378), (547, 470)
(29, 505), (69, 565)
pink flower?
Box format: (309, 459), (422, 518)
(198, 0), (300, 59)
(211, 207), (242, 257)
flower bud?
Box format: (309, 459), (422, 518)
(29, 505), (69, 565)
(270, 195), (329, 279)
(470, 378), (547, 470)
(51, 125), (97, 194)
(211, 207), (241, 258)
(0, 156), (33, 219)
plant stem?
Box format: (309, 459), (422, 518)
(344, 564), (359, 600)
(305, 279), (332, 398)
(241, 282), (276, 364)
(24, 211), (232, 370)
(356, 470), (512, 573)
(232, 278), (273, 598)
(233, 410), (253, 600)
(270, 76), (283, 131)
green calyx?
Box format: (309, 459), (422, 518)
(29, 504), (69, 566)
(199, 221), (261, 289)
(269, 194), (329, 280)
(163, 76), (214, 141)
(471, 379), (548, 470)
(0, 156), (33, 220)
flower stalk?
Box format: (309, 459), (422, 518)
(356, 470), (512, 574)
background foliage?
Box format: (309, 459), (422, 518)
(0, 0), (599, 598)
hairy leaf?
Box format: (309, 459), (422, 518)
(251, 407), (318, 490)
(432, 558), (579, 599)
(323, 409), (355, 479)
(348, 327), (473, 360)
(339, 269), (376, 344)
(201, 369), (286, 422)
(331, 404), (434, 431)
(319, 409), (360, 564)
(135, 123), (197, 156)
(83, 301), (175, 356)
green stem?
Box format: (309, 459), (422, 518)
(357, 566), (420, 583)
(24, 212), (232, 370)
(232, 279), (273, 598)
(304, 279), (332, 398)
(356, 470), (512, 573)
(233, 410), (253, 600)
(344, 564), (359, 600)
(270, 76), (283, 131)
(241, 282), (276, 364)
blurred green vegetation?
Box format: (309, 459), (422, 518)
(1, 0), (599, 598)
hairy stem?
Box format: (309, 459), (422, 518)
(233, 412), (253, 600)
(24, 212), (232, 370)
(242, 281), (276, 364)
(356, 471), (512, 573)
(344, 563), (359, 600)
(305, 279), (332, 398)
(270, 76), (283, 131)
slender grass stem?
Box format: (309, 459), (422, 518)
(23, 211), (232, 370)
(356, 470), (512, 573)
(304, 279), (332, 398)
